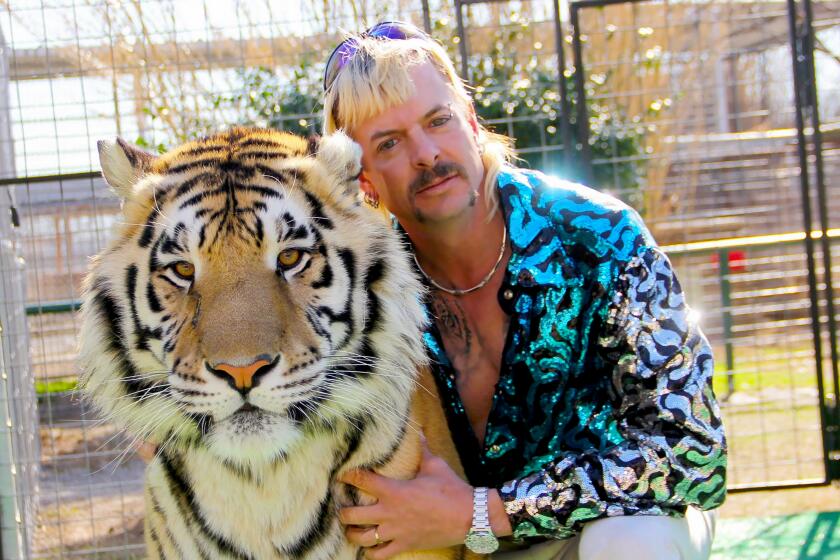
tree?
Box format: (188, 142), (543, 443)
(440, 19), (646, 208)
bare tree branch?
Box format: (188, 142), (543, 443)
(814, 35), (840, 67)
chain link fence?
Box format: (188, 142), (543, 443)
(0, 0), (838, 557)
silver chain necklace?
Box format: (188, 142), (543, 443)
(413, 224), (507, 296)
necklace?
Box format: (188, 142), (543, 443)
(414, 224), (507, 296)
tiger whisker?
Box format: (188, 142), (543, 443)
(323, 366), (431, 396)
(307, 390), (422, 438)
(93, 372), (170, 385)
(156, 416), (195, 457)
(306, 385), (411, 431)
(326, 351), (426, 372)
(98, 399), (180, 473)
(94, 424), (142, 457)
(107, 385), (173, 405)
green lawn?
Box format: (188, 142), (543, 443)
(711, 343), (822, 397)
(713, 512), (840, 560)
(35, 377), (77, 395)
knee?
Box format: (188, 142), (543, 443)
(578, 515), (687, 560)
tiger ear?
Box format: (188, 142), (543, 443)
(97, 138), (157, 200)
(315, 131), (363, 199)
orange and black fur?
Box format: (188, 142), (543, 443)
(78, 128), (471, 559)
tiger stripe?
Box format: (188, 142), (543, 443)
(79, 128), (467, 559)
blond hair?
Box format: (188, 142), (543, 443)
(323, 27), (515, 215)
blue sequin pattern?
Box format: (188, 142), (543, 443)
(423, 167), (727, 541)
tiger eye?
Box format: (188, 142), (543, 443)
(277, 249), (302, 269)
(173, 261), (195, 280)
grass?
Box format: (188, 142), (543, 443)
(35, 377), (77, 395)
(711, 342), (823, 396)
(713, 512), (840, 560)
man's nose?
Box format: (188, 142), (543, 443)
(409, 130), (440, 168)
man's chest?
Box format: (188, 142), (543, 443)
(427, 289), (508, 377)
(426, 288), (510, 438)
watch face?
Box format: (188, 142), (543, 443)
(465, 531), (500, 554)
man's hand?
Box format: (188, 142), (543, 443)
(339, 442), (474, 559)
(135, 441), (157, 463)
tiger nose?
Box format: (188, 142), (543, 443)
(208, 356), (277, 393)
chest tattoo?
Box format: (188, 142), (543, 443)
(429, 294), (472, 357)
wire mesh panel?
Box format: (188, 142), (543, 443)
(17, 174), (134, 558)
(0, 0), (838, 557)
(0, 1), (450, 557)
(567, 0), (840, 490)
(1, 20), (40, 560)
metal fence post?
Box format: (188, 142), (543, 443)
(787, 0), (837, 484)
(718, 249), (736, 399)
(0, 23), (38, 560)
(798, 0), (840, 482)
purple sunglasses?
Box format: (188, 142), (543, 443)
(323, 21), (428, 91)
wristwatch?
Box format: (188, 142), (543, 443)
(464, 486), (500, 554)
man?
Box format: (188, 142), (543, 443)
(323, 21), (726, 560)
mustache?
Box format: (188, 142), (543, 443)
(409, 162), (467, 195)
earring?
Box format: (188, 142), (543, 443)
(364, 191), (380, 209)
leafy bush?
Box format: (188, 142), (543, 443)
(450, 21), (645, 206)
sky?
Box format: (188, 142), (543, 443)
(0, 0), (330, 177)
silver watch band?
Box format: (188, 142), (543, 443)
(472, 486), (492, 531)
(465, 486), (499, 553)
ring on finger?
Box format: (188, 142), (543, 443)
(374, 526), (383, 546)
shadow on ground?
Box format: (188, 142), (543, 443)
(713, 511), (840, 560)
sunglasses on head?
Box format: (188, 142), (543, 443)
(323, 21), (428, 91)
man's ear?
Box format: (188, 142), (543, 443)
(358, 170), (377, 198)
(466, 104), (480, 136)
(97, 138), (156, 200)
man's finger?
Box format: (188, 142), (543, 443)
(135, 441), (157, 463)
(344, 526), (365, 547)
(344, 525), (383, 548)
(338, 504), (383, 526)
(364, 541), (402, 560)
(339, 469), (393, 496)
(417, 435), (448, 475)
(418, 432), (434, 461)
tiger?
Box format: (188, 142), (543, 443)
(78, 128), (474, 560)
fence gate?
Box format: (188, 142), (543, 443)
(453, 0), (840, 491)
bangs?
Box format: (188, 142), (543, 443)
(324, 38), (461, 133)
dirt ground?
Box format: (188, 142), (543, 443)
(35, 422), (146, 558)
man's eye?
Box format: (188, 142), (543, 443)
(430, 114), (452, 127)
(377, 138), (398, 153)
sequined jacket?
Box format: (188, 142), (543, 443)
(423, 167), (727, 541)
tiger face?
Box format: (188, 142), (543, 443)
(79, 128), (427, 469)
